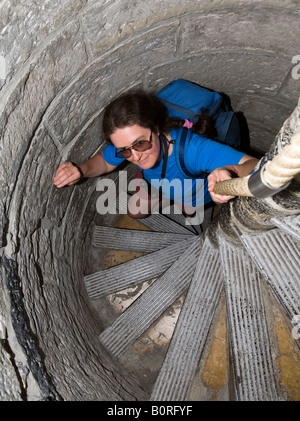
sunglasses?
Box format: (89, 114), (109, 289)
(115, 132), (153, 158)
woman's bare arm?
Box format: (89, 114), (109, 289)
(53, 153), (117, 188)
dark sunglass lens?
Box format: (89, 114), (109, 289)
(117, 137), (152, 158)
(134, 140), (152, 152)
(120, 150), (131, 158)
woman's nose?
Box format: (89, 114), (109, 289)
(130, 149), (143, 161)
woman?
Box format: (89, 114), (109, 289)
(53, 90), (258, 218)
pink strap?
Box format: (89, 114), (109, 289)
(183, 119), (193, 129)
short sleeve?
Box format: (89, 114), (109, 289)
(102, 144), (125, 166)
(185, 133), (245, 174)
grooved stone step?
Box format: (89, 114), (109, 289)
(139, 210), (196, 234)
(150, 236), (223, 401)
(165, 204), (214, 235)
(219, 235), (278, 401)
(93, 225), (194, 252)
(84, 237), (196, 299)
(99, 237), (202, 358)
(238, 227), (300, 321)
(138, 200), (214, 235)
(117, 192), (194, 234)
(271, 214), (300, 241)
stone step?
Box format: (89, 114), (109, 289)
(150, 236), (223, 401)
(117, 189), (214, 235)
(270, 214), (300, 241)
(219, 235), (278, 401)
(138, 209), (196, 234)
(237, 227), (300, 321)
(93, 225), (194, 252)
(139, 203), (214, 235)
(84, 237), (197, 299)
(159, 206), (193, 230)
(118, 192), (194, 234)
(99, 237), (202, 358)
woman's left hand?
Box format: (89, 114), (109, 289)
(207, 156), (259, 205)
(207, 166), (237, 204)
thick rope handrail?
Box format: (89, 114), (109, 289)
(214, 133), (300, 198)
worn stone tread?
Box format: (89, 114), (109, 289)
(219, 235), (278, 401)
(271, 214), (300, 241)
(150, 236), (222, 401)
(238, 228), (300, 320)
(84, 237), (197, 298)
(93, 225), (194, 252)
(99, 237), (202, 357)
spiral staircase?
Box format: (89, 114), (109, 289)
(82, 191), (299, 401)
(83, 107), (300, 401)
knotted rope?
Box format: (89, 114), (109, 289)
(214, 133), (300, 198)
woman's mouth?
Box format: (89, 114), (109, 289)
(138, 155), (149, 165)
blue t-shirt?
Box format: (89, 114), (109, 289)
(102, 128), (245, 205)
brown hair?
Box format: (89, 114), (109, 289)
(102, 89), (217, 141)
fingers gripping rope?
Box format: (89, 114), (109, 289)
(214, 133), (300, 198)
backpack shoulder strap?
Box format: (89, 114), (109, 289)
(173, 128), (209, 179)
(159, 98), (198, 123)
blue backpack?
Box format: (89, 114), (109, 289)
(156, 79), (241, 178)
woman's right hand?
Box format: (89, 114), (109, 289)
(53, 162), (83, 188)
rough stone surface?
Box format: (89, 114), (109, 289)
(0, 0), (299, 401)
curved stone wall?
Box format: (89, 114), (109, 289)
(0, 0), (299, 400)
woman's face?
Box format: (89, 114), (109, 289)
(110, 124), (161, 170)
